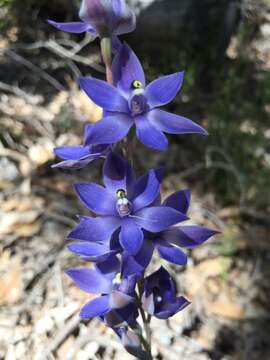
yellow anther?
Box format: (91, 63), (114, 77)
(115, 272), (121, 281)
(116, 189), (126, 198)
(112, 272), (121, 285)
(132, 80), (143, 89)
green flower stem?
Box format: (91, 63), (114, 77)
(101, 36), (113, 84)
(123, 131), (134, 164)
(138, 304), (153, 359)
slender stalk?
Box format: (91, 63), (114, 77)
(137, 282), (153, 359)
(105, 64), (113, 85)
(101, 36), (113, 84)
(138, 304), (152, 359)
(123, 131), (134, 164)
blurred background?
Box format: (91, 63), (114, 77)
(0, 0), (269, 359)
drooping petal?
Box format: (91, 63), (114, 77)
(111, 0), (136, 35)
(79, 77), (129, 113)
(79, 0), (135, 36)
(121, 238), (154, 277)
(145, 72), (184, 108)
(74, 183), (117, 216)
(109, 228), (122, 251)
(52, 144), (102, 169)
(52, 157), (95, 170)
(109, 290), (134, 309)
(163, 189), (191, 214)
(156, 296), (190, 319)
(120, 328), (147, 360)
(134, 206), (188, 233)
(118, 324), (141, 344)
(149, 109), (208, 135)
(119, 219), (144, 255)
(163, 226), (219, 249)
(143, 266), (172, 296)
(67, 216), (120, 242)
(131, 168), (163, 199)
(84, 114), (133, 146)
(132, 170), (161, 212)
(83, 123), (95, 144)
(66, 268), (113, 294)
(112, 43), (145, 94)
(105, 302), (138, 327)
(134, 237), (154, 268)
(47, 20), (95, 34)
(79, 0), (106, 21)
(142, 293), (155, 315)
(135, 115), (168, 151)
(112, 35), (122, 53)
(68, 242), (116, 262)
(95, 254), (121, 275)
(103, 309), (123, 327)
(80, 295), (110, 319)
(155, 239), (188, 265)
(118, 274), (137, 295)
(121, 253), (144, 278)
(54, 146), (89, 160)
(103, 152), (135, 194)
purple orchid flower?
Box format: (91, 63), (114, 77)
(142, 266), (190, 320)
(79, 43), (207, 151)
(48, 0), (135, 39)
(122, 189), (219, 276)
(66, 258), (138, 326)
(53, 124), (111, 169)
(67, 152), (188, 256)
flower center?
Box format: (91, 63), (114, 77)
(129, 80), (148, 116)
(116, 189), (132, 217)
(129, 94), (148, 116)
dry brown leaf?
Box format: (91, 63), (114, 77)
(185, 257), (232, 298)
(195, 334), (213, 350)
(217, 206), (241, 218)
(0, 210), (41, 236)
(206, 300), (245, 319)
(0, 196), (44, 212)
(15, 221), (41, 237)
(57, 336), (75, 359)
(184, 273), (203, 298)
(0, 252), (23, 305)
(192, 257), (231, 277)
